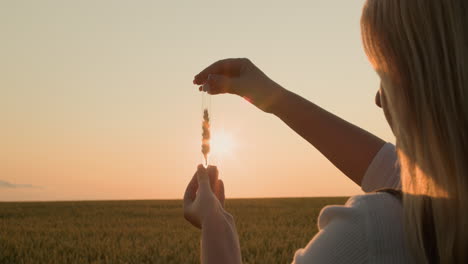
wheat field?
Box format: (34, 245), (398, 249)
(0, 197), (347, 264)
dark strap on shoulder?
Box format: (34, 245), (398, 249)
(374, 188), (439, 264)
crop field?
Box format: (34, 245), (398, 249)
(0, 197), (347, 264)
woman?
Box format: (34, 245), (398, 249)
(183, 0), (468, 263)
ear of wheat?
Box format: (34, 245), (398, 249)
(201, 108), (210, 166)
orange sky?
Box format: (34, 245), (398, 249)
(0, 0), (394, 201)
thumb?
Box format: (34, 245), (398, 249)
(204, 74), (240, 95)
(196, 164), (211, 192)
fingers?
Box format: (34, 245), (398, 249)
(196, 164), (211, 191)
(215, 179), (225, 208)
(184, 165), (219, 204)
(205, 166), (225, 207)
(184, 165), (225, 230)
(183, 168), (202, 229)
(183, 170), (199, 206)
(193, 58), (246, 85)
(202, 74), (239, 95)
(207, 165), (219, 191)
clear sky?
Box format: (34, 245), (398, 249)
(0, 0), (394, 201)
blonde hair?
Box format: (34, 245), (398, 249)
(361, 0), (468, 263)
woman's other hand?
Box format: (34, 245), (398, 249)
(193, 58), (285, 113)
(184, 165), (242, 264)
(183, 165), (226, 229)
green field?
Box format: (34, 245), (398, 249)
(0, 197), (348, 264)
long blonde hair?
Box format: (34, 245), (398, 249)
(361, 0), (468, 262)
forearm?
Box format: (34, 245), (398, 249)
(201, 209), (242, 264)
(269, 85), (385, 186)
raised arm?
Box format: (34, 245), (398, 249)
(193, 58), (385, 186)
(269, 87), (385, 185)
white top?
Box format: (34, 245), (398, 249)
(292, 143), (411, 264)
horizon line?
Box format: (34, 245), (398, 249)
(0, 195), (351, 203)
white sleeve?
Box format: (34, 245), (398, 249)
(291, 197), (368, 264)
(360, 142), (401, 192)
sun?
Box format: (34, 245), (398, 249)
(210, 130), (236, 157)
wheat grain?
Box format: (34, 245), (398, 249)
(201, 109), (210, 166)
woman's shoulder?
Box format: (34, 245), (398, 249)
(318, 192), (404, 235)
(318, 192), (403, 230)
(319, 193), (408, 263)
(292, 193), (409, 264)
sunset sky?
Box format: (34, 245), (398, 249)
(1, 0), (394, 201)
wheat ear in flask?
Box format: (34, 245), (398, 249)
(201, 89), (211, 168)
